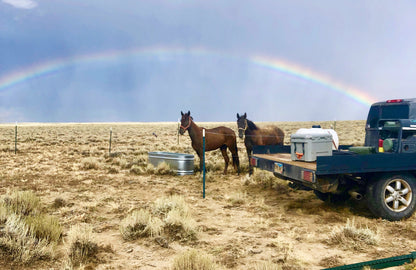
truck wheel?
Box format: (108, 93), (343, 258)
(366, 174), (416, 221)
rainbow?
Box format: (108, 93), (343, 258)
(0, 47), (378, 106)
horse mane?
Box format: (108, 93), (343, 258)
(246, 119), (258, 130)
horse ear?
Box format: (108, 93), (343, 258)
(187, 111), (190, 116)
(237, 113), (240, 119)
(181, 111), (184, 116)
(244, 113), (247, 118)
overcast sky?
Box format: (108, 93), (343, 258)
(1, 1), (416, 123)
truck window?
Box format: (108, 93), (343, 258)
(366, 106), (380, 128)
(366, 104), (410, 128)
(381, 105), (409, 119)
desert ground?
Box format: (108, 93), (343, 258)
(1, 120), (416, 270)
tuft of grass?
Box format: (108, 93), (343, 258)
(107, 166), (119, 174)
(251, 170), (277, 188)
(0, 214), (53, 264)
(226, 191), (247, 206)
(326, 218), (379, 251)
(152, 195), (190, 218)
(0, 203), (8, 223)
(80, 157), (101, 170)
(24, 214), (62, 244)
(164, 208), (197, 241)
(253, 260), (282, 270)
(130, 164), (145, 175)
(154, 162), (176, 175)
(52, 197), (66, 208)
(172, 249), (218, 270)
(66, 223), (98, 267)
(120, 196), (197, 243)
(120, 209), (163, 240)
(2, 190), (41, 216)
(0, 191), (61, 264)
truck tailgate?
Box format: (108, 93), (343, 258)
(253, 153), (316, 170)
(252, 153), (317, 184)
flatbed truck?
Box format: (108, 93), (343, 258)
(251, 99), (416, 221)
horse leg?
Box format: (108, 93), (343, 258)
(220, 145), (229, 174)
(246, 146), (253, 175)
(195, 149), (204, 173)
(230, 144), (240, 175)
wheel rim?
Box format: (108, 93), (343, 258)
(384, 178), (412, 212)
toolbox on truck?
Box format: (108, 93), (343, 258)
(290, 129), (333, 162)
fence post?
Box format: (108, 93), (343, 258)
(203, 128), (206, 198)
(109, 127), (112, 155)
(14, 122), (17, 154)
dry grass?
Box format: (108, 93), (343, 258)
(226, 191), (247, 206)
(2, 120), (413, 270)
(0, 191), (61, 264)
(0, 214), (54, 264)
(80, 157), (101, 170)
(2, 190), (41, 216)
(326, 218), (380, 251)
(253, 260), (282, 270)
(172, 249), (219, 270)
(164, 208), (198, 241)
(120, 209), (163, 240)
(66, 224), (98, 267)
(152, 195), (190, 218)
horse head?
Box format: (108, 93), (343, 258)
(180, 111), (192, 135)
(236, 113), (247, 139)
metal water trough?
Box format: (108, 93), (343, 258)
(148, 152), (194, 175)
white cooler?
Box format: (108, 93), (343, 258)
(290, 128), (334, 162)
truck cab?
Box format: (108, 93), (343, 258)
(365, 98), (416, 151)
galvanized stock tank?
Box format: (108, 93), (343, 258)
(148, 152), (194, 175)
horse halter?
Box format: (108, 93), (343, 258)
(180, 117), (192, 132)
(238, 119), (248, 132)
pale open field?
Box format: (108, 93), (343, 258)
(1, 120), (416, 270)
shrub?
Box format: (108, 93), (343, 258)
(2, 190), (41, 216)
(66, 223), (98, 267)
(152, 195), (189, 218)
(120, 209), (163, 240)
(130, 164), (145, 175)
(164, 208), (197, 241)
(24, 214), (62, 243)
(253, 261), (282, 270)
(154, 162), (176, 175)
(0, 203), (8, 223)
(0, 214), (53, 264)
(80, 157), (101, 170)
(251, 170), (277, 188)
(172, 249), (217, 270)
(327, 218), (379, 250)
(0, 191), (62, 264)
(226, 191), (247, 206)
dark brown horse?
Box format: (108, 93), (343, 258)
(237, 113), (284, 174)
(180, 111), (239, 174)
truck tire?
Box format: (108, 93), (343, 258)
(366, 174), (416, 221)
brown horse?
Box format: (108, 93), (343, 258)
(180, 111), (240, 174)
(237, 113), (284, 174)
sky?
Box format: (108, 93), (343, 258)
(1, 1), (416, 123)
